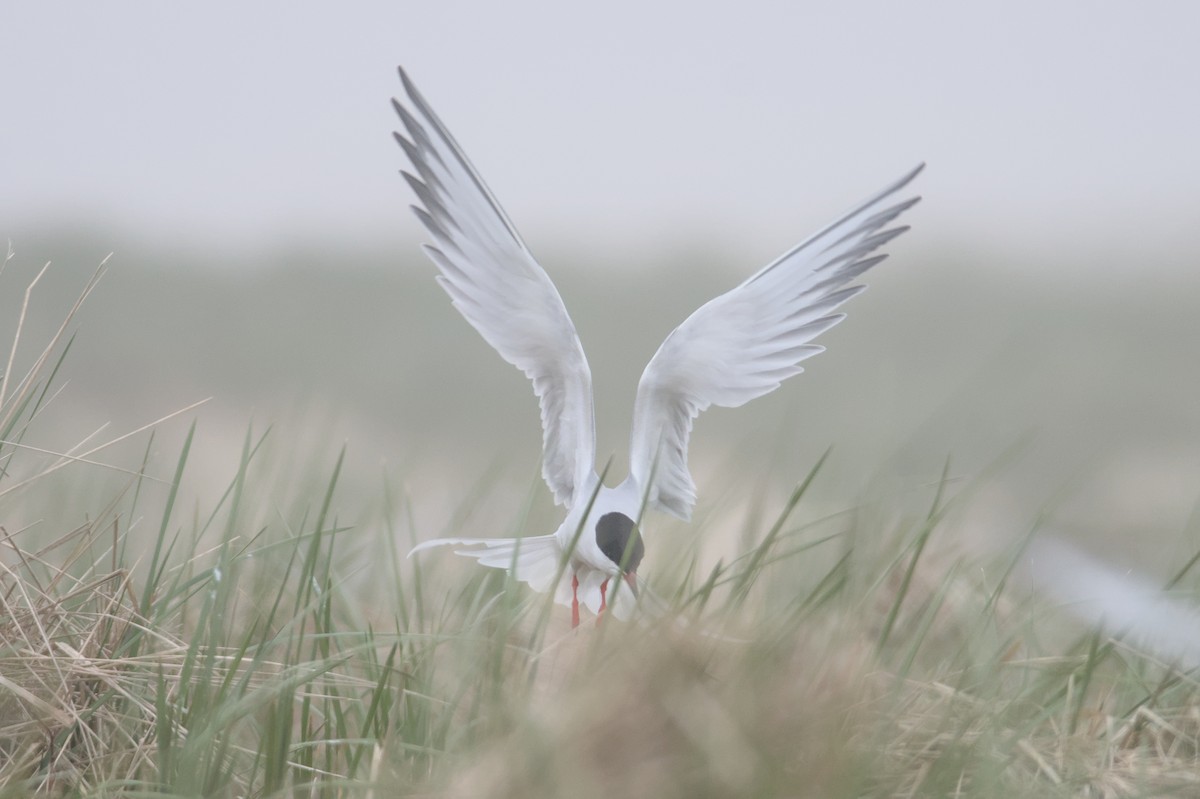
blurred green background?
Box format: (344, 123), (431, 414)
(4, 225), (1199, 576)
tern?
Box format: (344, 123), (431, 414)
(395, 68), (921, 626)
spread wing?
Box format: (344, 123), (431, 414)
(629, 165), (923, 520)
(392, 68), (596, 507)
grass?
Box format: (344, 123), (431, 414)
(1, 259), (1199, 797)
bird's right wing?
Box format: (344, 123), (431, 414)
(629, 166), (923, 520)
(392, 68), (596, 508)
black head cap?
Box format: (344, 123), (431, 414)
(595, 512), (645, 573)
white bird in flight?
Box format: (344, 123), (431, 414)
(395, 67), (922, 626)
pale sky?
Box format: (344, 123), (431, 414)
(4, 2), (1199, 267)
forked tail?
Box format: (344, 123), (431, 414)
(408, 535), (639, 621)
(409, 534), (564, 595)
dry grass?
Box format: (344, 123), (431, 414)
(0, 520), (168, 787)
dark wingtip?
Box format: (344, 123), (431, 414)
(397, 65), (422, 105)
(891, 162), (926, 194)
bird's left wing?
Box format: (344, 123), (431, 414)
(629, 165), (923, 520)
(392, 68), (596, 507)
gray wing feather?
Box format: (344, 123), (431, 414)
(630, 165), (923, 520)
(393, 68), (596, 507)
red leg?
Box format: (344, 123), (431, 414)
(596, 579), (609, 626)
(571, 573), (580, 628)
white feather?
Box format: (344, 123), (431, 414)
(409, 534), (563, 593)
(628, 165), (923, 520)
(393, 68), (596, 508)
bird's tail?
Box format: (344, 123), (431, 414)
(408, 535), (640, 622)
(409, 534), (564, 595)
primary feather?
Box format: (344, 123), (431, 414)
(392, 67), (596, 508)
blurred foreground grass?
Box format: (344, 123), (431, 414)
(1, 236), (1200, 795)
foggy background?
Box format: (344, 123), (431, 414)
(3, 2), (1199, 572)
